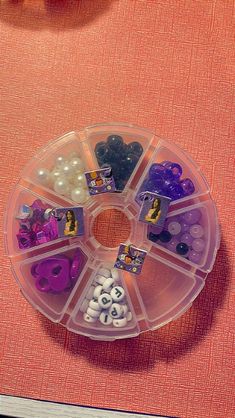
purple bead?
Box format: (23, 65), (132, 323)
(70, 250), (81, 280)
(35, 256), (71, 293)
(149, 163), (165, 178)
(181, 209), (201, 225)
(159, 230), (172, 242)
(180, 233), (193, 246)
(162, 168), (174, 181)
(167, 237), (179, 252)
(192, 238), (205, 253)
(189, 224), (204, 239)
(168, 221), (181, 235)
(164, 162), (183, 179)
(180, 178), (195, 196)
(180, 221), (190, 233)
(35, 276), (51, 293)
(166, 183), (184, 200)
(188, 250), (202, 264)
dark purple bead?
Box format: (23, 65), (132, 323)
(149, 163), (165, 178)
(148, 232), (160, 242)
(124, 153), (139, 172)
(95, 142), (108, 159)
(162, 168), (174, 181)
(180, 178), (195, 196)
(159, 230), (172, 243)
(167, 183), (184, 200)
(176, 242), (189, 255)
(107, 135), (123, 151)
(164, 162), (183, 179)
(127, 141), (143, 157)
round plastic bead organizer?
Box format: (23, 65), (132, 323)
(5, 124), (220, 341)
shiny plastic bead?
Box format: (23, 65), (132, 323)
(127, 142), (143, 157)
(54, 178), (69, 195)
(149, 163), (165, 178)
(71, 187), (86, 203)
(180, 178), (195, 196)
(180, 221), (190, 233)
(93, 285), (103, 299)
(50, 169), (62, 183)
(109, 303), (123, 319)
(98, 293), (112, 309)
(94, 275), (106, 285)
(89, 299), (102, 311)
(188, 250), (202, 264)
(180, 233), (193, 246)
(167, 221), (181, 235)
(159, 230), (172, 243)
(55, 156), (66, 167)
(166, 183), (184, 200)
(83, 313), (97, 323)
(102, 277), (115, 292)
(37, 168), (50, 185)
(176, 242), (189, 255)
(189, 224), (204, 239)
(181, 209), (201, 225)
(69, 157), (84, 172)
(107, 135), (124, 151)
(124, 154), (139, 172)
(148, 232), (160, 242)
(113, 317), (127, 328)
(192, 238), (205, 252)
(167, 238), (180, 252)
(61, 163), (74, 177)
(72, 172), (87, 188)
(110, 286), (125, 302)
(165, 162), (182, 179)
(95, 142), (108, 159)
(99, 311), (113, 325)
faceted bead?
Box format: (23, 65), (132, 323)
(180, 233), (193, 246)
(164, 162), (182, 179)
(107, 135), (124, 151)
(180, 221), (190, 233)
(189, 224), (204, 238)
(124, 153), (139, 172)
(188, 250), (202, 264)
(180, 178), (195, 196)
(127, 141), (143, 157)
(159, 230), (172, 243)
(167, 238), (180, 252)
(181, 209), (201, 225)
(176, 242), (189, 255)
(166, 183), (184, 200)
(192, 238), (205, 252)
(148, 232), (160, 242)
(167, 221), (181, 235)
(149, 163), (165, 178)
(95, 142), (108, 159)
(162, 168), (174, 181)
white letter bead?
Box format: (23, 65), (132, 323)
(113, 317), (127, 328)
(83, 313), (97, 323)
(93, 285), (103, 299)
(102, 277), (115, 291)
(121, 304), (128, 316)
(99, 311), (113, 325)
(89, 299), (102, 311)
(111, 268), (120, 281)
(80, 298), (89, 313)
(98, 293), (112, 309)
(109, 303), (123, 319)
(97, 268), (111, 278)
(126, 311), (133, 322)
(94, 275), (106, 285)
(110, 286), (125, 302)
(86, 285), (95, 300)
(86, 307), (100, 318)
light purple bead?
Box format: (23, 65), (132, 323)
(164, 162), (183, 179)
(192, 238), (205, 252)
(180, 178), (195, 196)
(167, 238), (180, 253)
(164, 216), (179, 229)
(180, 221), (190, 233)
(189, 224), (204, 239)
(181, 209), (201, 225)
(188, 250), (202, 264)
(180, 233), (193, 246)
(168, 221), (181, 235)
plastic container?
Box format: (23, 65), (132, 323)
(4, 123), (220, 341)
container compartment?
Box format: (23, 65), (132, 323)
(12, 245), (88, 322)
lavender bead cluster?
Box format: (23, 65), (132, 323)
(148, 209), (205, 264)
(95, 135), (143, 191)
(137, 160), (195, 204)
(16, 200), (58, 249)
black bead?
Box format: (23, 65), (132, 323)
(95, 142), (108, 159)
(148, 232), (160, 243)
(159, 230), (172, 243)
(127, 141), (143, 157)
(107, 135), (124, 151)
(176, 242), (189, 255)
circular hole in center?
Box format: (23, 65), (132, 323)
(92, 209), (131, 248)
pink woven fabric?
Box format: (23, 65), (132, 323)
(0, 1), (234, 417)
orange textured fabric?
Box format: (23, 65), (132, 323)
(0, 1), (234, 417)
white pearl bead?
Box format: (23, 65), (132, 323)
(83, 313), (97, 323)
(98, 293), (112, 309)
(93, 285), (103, 299)
(102, 277), (115, 292)
(113, 317), (127, 328)
(111, 268), (120, 281)
(126, 311), (133, 322)
(110, 286), (125, 302)
(94, 275), (106, 285)
(86, 307), (100, 318)
(61, 163), (74, 177)
(86, 285), (95, 300)
(71, 188), (86, 204)
(55, 156), (66, 167)
(50, 169), (63, 184)
(80, 299), (89, 313)
(72, 172), (87, 188)
(109, 303), (123, 319)
(97, 268), (111, 278)
(53, 178), (69, 195)
(99, 311), (113, 325)
(36, 168), (50, 185)
(69, 157), (84, 172)
(89, 299), (102, 311)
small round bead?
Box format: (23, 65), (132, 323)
(113, 317), (127, 328)
(102, 277), (115, 292)
(148, 232), (160, 242)
(126, 311), (133, 322)
(99, 311), (113, 325)
(50, 169), (63, 183)
(124, 153), (139, 172)
(98, 293), (112, 309)
(111, 268), (120, 281)
(36, 168), (50, 185)
(181, 209), (201, 225)
(86, 285), (95, 300)
(72, 172), (87, 188)
(167, 221), (181, 235)
(107, 134), (124, 151)
(151, 173), (164, 189)
(86, 307), (100, 318)
(95, 142), (108, 159)
(110, 286), (125, 302)
(166, 238), (180, 252)
(149, 163), (165, 178)
(188, 250), (202, 264)
(83, 313), (97, 323)
(69, 157), (84, 172)
(176, 242), (189, 255)
(180, 221), (190, 233)
(180, 178), (195, 196)
(159, 230), (172, 243)
(89, 299), (102, 311)
(162, 168), (174, 181)
(109, 303), (123, 319)
(180, 233), (193, 246)
(166, 183), (184, 200)
(127, 141), (143, 157)
(55, 156), (66, 167)
(94, 275), (106, 285)
(192, 238), (205, 252)
(97, 268), (111, 278)
(164, 162), (182, 179)
(61, 163), (75, 177)
(54, 177), (69, 195)
(71, 187), (87, 203)
(80, 298), (89, 313)
(93, 285), (103, 299)
(189, 224), (204, 239)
